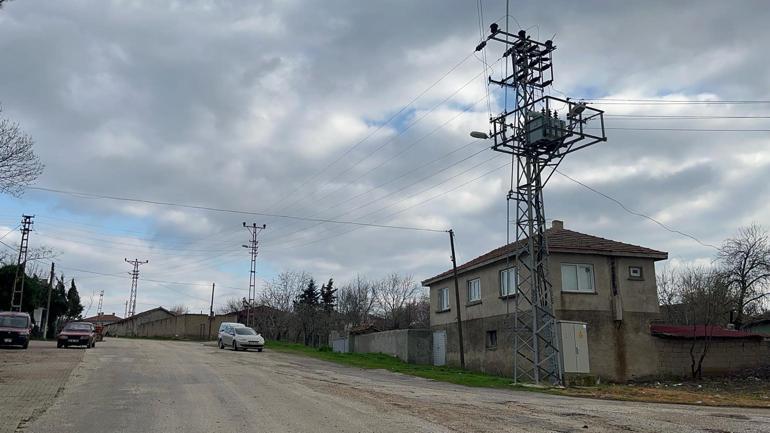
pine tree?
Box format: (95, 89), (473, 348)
(66, 278), (83, 319)
(297, 278), (319, 306)
(321, 278), (336, 313)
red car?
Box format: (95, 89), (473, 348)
(0, 311), (32, 349)
(57, 322), (96, 348)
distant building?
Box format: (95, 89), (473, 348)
(105, 307), (175, 337)
(82, 313), (122, 327)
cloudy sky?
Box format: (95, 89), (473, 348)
(1, 0), (768, 316)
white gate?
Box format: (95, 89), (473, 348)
(332, 337), (349, 353)
(432, 330), (446, 366)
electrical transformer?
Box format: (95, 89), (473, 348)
(525, 110), (566, 150)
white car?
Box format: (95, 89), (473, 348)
(218, 324), (264, 352)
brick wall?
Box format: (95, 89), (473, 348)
(655, 337), (770, 377)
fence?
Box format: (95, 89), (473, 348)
(334, 329), (432, 364)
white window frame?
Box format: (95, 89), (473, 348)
(467, 278), (481, 303)
(500, 268), (518, 297)
(438, 287), (450, 311)
(561, 263), (596, 293)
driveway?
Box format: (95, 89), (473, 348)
(17, 338), (770, 432)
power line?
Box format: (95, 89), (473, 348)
(586, 98), (770, 105)
(26, 186), (447, 233)
(604, 127), (770, 132)
(605, 114), (770, 119)
(263, 50), (478, 213)
(554, 169), (719, 250)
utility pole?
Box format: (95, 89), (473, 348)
(448, 229), (465, 369)
(242, 222), (266, 328)
(208, 282), (215, 340)
(474, 24), (606, 384)
(42, 262), (55, 340)
(124, 258), (148, 318)
(124, 300), (128, 319)
(96, 290), (104, 315)
(10, 215), (34, 312)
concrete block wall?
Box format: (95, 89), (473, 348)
(351, 329), (433, 364)
(655, 338), (770, 377)
(129, 313), (237, 340)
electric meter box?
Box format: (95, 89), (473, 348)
(525, 111), (566, 147)
(557, 320), (590, 374)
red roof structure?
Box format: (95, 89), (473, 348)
(650, 324), (764, 339)
(422, 224), (668, 285)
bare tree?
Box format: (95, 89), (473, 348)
(217, 297), (244, 314)
(337, 275), (378, 328)
(658, 266), (733, 379)
(375, 273), (420, 329)
(170, 304), (189, 315)
(259, 270), (310, 341)
(0, 108), (44, 196)
(717, 224), (770, 327)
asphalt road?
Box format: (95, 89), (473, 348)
(21, 338), (770, 432)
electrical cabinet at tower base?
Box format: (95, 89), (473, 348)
(557, 320), (590, 374)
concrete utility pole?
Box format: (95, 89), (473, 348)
(43, 262), (55, 340)
(124, 258), (148, 318)
(10, 215), (34, 312)
(448, 229), (465, 369)
(208, 282), (215, 340)
(474, 23), (606, 384)
(242, 222), (266, 328)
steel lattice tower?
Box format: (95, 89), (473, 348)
(243, 223), (266, 328)
(10, 215), (34, 312)
(476, 24), (607, 384)
(96, 290), (104, 315)
(125, 258), (148, 318)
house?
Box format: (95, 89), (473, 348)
(105, 307), (175, 337)
(82, 313), (122, 327)
(422, 220), (668, 382)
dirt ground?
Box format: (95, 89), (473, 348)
(561, 375), (770, 408)
(15, 338), (770, 432)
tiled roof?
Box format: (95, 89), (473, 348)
(422, 226), (667, 285)
(650, 324), (764, 339)
(82, 314), (122, 323)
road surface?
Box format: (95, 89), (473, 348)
(18, 339), (770, 432)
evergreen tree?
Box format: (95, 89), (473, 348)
(296, 278), (319, 306)
(321, 278), (336, 313)
(66, 278), (83, 319)
(47, 276), (68, 337)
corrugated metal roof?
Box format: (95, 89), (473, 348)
(650, 324), (764, 339)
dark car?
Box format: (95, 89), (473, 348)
(57, 322), (96, 348)
(0, 311), (32, 349)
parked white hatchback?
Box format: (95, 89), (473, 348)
(218, 323), (264, 352)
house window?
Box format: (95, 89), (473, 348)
(561, 264), (595, 293)
(486, 330), (497, 349)
(500, 268), (517, 297)
(438, 287), (450, 311)
(629, 266), (643, 280)
(467, 278), (481, 303)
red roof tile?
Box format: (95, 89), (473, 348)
(82, 314), (122, 323)
(650, 324), (764, 339)
(422, 227), (667, 285)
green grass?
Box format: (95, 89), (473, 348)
(266, 340), (539, 391)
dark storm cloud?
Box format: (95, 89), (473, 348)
(1, 0), (769, 313)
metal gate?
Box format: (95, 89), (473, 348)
(332, 337), (349, 353)
(432, 330), (446, 366)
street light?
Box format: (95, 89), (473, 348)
(470, 131), (489, 139)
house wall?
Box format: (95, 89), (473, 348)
(136, 313), (237, 340)
(428, 252), (663, 381)
(655, 338), (770, 377)
(105, 309), (174, 337)
(350, 329), (433, 364)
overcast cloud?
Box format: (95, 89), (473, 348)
(1, 0), (769, 315)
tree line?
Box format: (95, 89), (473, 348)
(220, 271), (429, 347)
(658, 223), (770, 378)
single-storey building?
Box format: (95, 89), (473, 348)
(422, 220), (668, 382)
(105, 307), (175, 337)
(82, 313), (122, 327)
